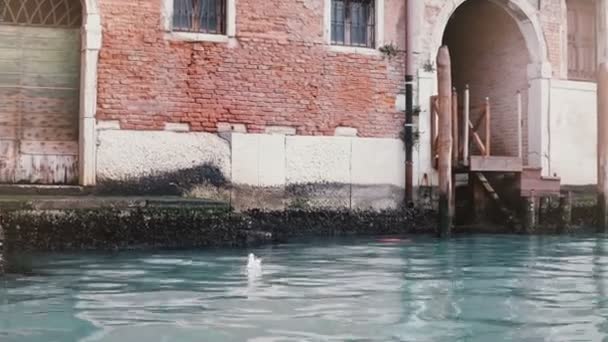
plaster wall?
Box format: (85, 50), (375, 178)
(548, 80), (597, 185)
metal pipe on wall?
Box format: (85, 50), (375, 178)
(405, 0), (423, 204)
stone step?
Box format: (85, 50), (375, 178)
(0, 184), (93, 196)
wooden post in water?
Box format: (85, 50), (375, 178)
(559, 191), (573, 228)
(599, 63), (608, 231)
(452, 87), (459, 165)
(485, 97), (491, 157)
(463, 85), (470, 167)
(517, 91), (523, 159)
(437, 46), (453, 237)
(523, 191), (536, 233)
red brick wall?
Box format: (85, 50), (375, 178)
(96, 0), (406, 138)
(539, 0), (566, 78)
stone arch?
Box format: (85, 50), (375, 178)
(430, 0), (548, 65)
(429, 0), (551, 169)
(79, 0), (102, 185)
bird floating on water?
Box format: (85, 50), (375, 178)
(247, 253), (262, 273)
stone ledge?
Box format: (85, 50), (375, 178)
(0, 207), (433, 254)
(0, 196), (229, 211)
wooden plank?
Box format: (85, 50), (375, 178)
(468, 120), (487, 155)
(463, 85), (470, 166)
(0, 126), (18, 139)
(23, 60), (79, 75)
(517, 91), (523, 159)
(452, 87), (459, 164)
(0, 140), (16, 183)
(0, 47), (24, 61)
(16, 155), (78, 184)
(22, 114), (77, 128)
(21, 88), (79, 115)
(22, 127), (78, 141)
(21, 27), (80, 41)
(0, 112), (19, 126)
(21, 48), (79, 62)
(430, 95), (438, 169)
(469, 156), (522, 172)
(471, 108), (486, 133)
(0, 72), (21, 86)
(474, 172), (518, 225)
(20, 141), (78, 156)
(20, 73), (79, 88)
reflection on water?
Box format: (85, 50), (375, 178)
(1, 235), (608, 341)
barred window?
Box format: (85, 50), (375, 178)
(173, 0), (226, 34)
(567, 0), (596, 81)
(331, 0), (375, 48)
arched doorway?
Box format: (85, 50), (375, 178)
(443, 0), (528, 157)
(0, 0), (100, 185)
(431, 0), (550, 169)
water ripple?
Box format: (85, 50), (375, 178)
(2, 235), (608, 341)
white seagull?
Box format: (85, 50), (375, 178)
(247, 253), (262, 271)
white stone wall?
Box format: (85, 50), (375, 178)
(231, 133), (406, 210)
(96, 129), (231, 180)
(549, 80), (597, 185)
(96, 129), (405, 210)
(231, 133), (405, 187)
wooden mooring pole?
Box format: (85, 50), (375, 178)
(437, 46), (453, 237)
(517, 91), (523, 159)
(452, 87), (459, 165)
(598, 63), (608, 232)
(463, 85), (470, 167)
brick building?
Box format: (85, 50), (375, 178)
(0, 0), (602, 209)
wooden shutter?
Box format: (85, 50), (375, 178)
(567, 0), (596, 81)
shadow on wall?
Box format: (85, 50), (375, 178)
(96, 163), (227, 196)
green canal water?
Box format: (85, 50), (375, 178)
(1, 235), (608, 341)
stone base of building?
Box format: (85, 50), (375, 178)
(0, 198), (434, 273)
(95, 129), (409, 211)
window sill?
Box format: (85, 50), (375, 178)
(327, 45), (380, 56)
(166, 31), (233, 43)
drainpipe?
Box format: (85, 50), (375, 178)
(405, 0), (422, 204)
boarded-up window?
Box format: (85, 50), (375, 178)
(173, 0), (226, 34)
(331, 0), (375, 48)
(567, 0), (596, 81)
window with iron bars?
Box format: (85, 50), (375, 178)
(173, 0), (226, 35)
(331, 0), (375, 48)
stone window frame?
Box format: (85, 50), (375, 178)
(162, 0), (236, 43)
(324, 0), (384, 54)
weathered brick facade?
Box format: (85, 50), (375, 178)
(89, 0), (599, 189)
(96, 0), (406, 138)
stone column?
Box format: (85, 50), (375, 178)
(79, 13), (102, 186)
(526, 62), (552, 174)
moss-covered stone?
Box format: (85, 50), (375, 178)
(0, 206), (434, 254)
